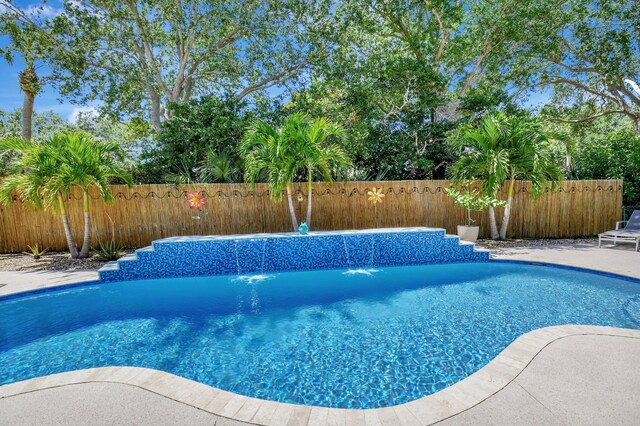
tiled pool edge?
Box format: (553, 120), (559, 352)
(98, 227), (490, 282)
(2, 325), (639, 426)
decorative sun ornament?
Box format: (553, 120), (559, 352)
(367, 187), (385, 228)
(297, 193), (304, 202)
(186, 191), (206, 210)
(367, 187), (385, 205)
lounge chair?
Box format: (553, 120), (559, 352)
(598, 210), (640, 252)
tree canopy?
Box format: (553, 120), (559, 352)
(0, 0), (639, 203)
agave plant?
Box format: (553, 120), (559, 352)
(22, 244), (48, 260)
(94, 240), (123, 262)
(0, 132), (133, 258)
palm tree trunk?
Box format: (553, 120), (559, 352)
(19, 64), (39, 141)
(58, 195), (79, 258)
(499, 178), (515, 240)
(286, 184), (299, 232)
(488, 207), (500, 239)
(22, 92), (34, 141)
(79, 189), (91, 258)
(305, 169), (312, 228)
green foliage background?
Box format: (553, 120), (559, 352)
(1, 0), (639, 204)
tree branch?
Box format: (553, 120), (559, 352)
(547, 110), (627, 123)
(541, 78), (621, 104)
(428, 2), (450, 64)
(123, 0), (172, 99)
(547, 56), (597, 74)
(625, 78), (640, 97)
(235, 62), (306, 99)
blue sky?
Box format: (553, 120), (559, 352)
(0, 0), (96, 121)
(0, 0), (552, 123)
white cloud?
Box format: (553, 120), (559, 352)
(68, 106), (98, 124)
(22, 4), (63, 19)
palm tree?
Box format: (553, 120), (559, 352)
(281, 114), (351, 228)
(449, 112), (563, 239)
(18, 63), (42, 141)
(240, 114), (351, 231)
(240, 120), (298, 229)
(0, 132), (133, 258)
(198, 149), (242, 183)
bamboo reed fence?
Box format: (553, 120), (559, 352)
(0, 179), (623, 253)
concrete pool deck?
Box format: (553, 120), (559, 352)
(0, 241), (639, 425)
(490, 240), (640, 279)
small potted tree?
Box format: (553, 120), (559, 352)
(445, 183), (508, 243)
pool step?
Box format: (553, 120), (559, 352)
(99, 228), (491, 282)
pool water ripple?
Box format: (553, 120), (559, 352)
(0, 262), (638, 408)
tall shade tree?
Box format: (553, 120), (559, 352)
(38, 0), (334, 130)
(240, 114), (351, 231)
(289, 0), (525, 180)
(331, 0), (520, 106)
(0, 133), (133, 258)
(449, 112), (564, 239)
(502, 0), (640, 127)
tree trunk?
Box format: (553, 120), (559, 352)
(565, 153), (573, 176)
(78, 190), (92, 258)
(22, 92), (34, 141)
(488, 206), (500, 240)
(286, 184), (299, 232)
(148, 85), (163, 132)
(499, 178), (515, 240)
(18, 65), (40, 141)
(58, 195), (79, 258)
(305, 169), (313, 228)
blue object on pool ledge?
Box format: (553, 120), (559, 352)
(298, 222), (309, 234)
(98, 227), (490, 282)
(1, 262), (638, 408)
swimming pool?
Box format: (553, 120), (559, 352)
(1, 261), (638, 409)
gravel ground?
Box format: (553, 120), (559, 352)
(476, 238), (598, 254)
(0, 238), (599, 272)
(0, 250), (134, 272)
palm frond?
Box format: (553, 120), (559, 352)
(449, 111), (563, 198)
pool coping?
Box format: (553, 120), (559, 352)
(2, 325), (639, 425)
(1, 260), (640, 425)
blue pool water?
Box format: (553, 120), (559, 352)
(1, 262), (639, 408)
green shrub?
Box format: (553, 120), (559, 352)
(572, 129), (640, 204)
